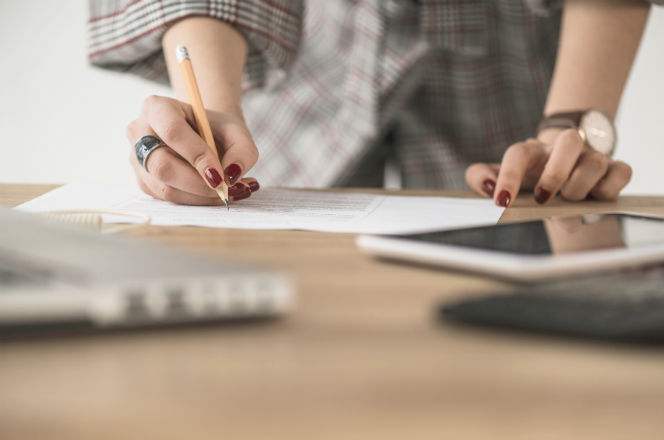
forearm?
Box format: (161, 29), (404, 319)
(162, 17), (248, 112)
(540, 0), (650, 142)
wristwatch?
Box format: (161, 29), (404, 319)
(537, 109), (616, 157)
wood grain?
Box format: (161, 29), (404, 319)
(1, 184), (664, 440)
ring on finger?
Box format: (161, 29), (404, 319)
(134, 135), (166, 172)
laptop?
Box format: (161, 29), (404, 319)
(0, 205), (294, 335)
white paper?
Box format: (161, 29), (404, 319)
(16, 181), (504, 234)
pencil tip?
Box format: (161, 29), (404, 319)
(224, 199), (229, 211)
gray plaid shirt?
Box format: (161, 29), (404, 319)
(88, 0), (660, 189)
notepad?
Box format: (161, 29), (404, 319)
(17, 181), (504, 234)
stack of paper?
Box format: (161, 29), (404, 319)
(17, 181), (504, 234)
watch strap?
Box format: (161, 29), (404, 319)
(537, 111), (586, 134)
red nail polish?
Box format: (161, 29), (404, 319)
(232, 190), (251, 201)
(534, 187), (551, 204)
(228, 182), (249, 197)
(204, 168), (223, 188)
(496, 190), (511, 207)
(248, 181), (260, 192)
(482, 179), (496, 196)
(224, 163), (242, 186)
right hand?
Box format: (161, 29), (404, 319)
(127, 95), (260, 205)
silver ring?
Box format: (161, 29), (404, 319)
(134, 135), (165, 172)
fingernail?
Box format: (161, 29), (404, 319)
(534, 186), (551, 204)
(482, 179), (496, 196)
(496, 190), (511, 207)
(228, 182), (249, 197)
(224, 163), (242, 186)
(204, 168), (223, 188)
(248, 181), (260, 192)
(232, 190), (251, 201)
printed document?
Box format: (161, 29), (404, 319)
(17, 181), (504, 234)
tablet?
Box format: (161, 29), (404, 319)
(356, 213), (664, 282)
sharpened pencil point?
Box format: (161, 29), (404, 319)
(215, 187), (229, 210)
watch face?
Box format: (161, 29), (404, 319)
(580, 110), (616, 155)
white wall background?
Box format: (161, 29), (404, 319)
(1, 1), (663, 193)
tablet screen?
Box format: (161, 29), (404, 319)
(398, 214), (664, 256)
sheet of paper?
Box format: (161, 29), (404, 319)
(17, 181), (504, 234)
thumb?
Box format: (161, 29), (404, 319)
(465, 163), (500, 197)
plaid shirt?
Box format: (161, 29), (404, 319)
(87, 0), (660, 189)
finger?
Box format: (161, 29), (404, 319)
(129, 151), (158, 199)
(559, 150), (610, 202)
(127, 123), (160, 200)
(127, 117), (216, 197)
(143, 96), (227, 191)
(239, 177), (260, 193)
(144, 172), (225, 206)
(231, 193), (251, 202)
(144, 148), (218, 197)
(589, 160), (632, 201)
(494, 140), (544, 207)
(126, 119), (147, 145)
(130, 149), (223, 206)
(229, 182), (252, 201)
(465, 163), (500, 197)
(216, 123), (259, 186)
(532, 129), (584, 204)
(128, 118), (236, 206)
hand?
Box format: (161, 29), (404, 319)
(465, 129), (632, 207)
(126, 95), (260, 205)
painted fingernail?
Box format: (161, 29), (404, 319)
(204, 168), (223, 188)
(248, 181), (260, 192)
(232, 190), (251, 201)
(224, 163), (242, 186)
(496, 190), (511, 207)
(482, 179), (496, 196)
(534, 187), (551, 204)
(228, 182), (249, 197)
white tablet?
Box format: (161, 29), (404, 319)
(356, 213), (664, 282)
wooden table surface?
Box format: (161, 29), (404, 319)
(2, 184), (664, 440)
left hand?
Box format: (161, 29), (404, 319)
(465, 128), (632, 207)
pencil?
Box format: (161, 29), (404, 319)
(175, 45), (230, 210)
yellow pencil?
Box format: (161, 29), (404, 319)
(175, 45), (230, 209)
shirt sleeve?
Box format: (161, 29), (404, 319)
(87, 0), (304, 88)
(524, 0), (662, 16)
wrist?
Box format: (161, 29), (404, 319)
(207, 101), (244, 117)
(537, 109), (617, 156)
(163, 17), (247, 113)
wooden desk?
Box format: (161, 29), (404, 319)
(2, 184), (664, 440)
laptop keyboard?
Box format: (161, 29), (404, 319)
(0, 256), (54, 289)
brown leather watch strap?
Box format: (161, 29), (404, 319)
(537, 111), (586, 134)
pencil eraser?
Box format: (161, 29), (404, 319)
(175, 45), (189, 63)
